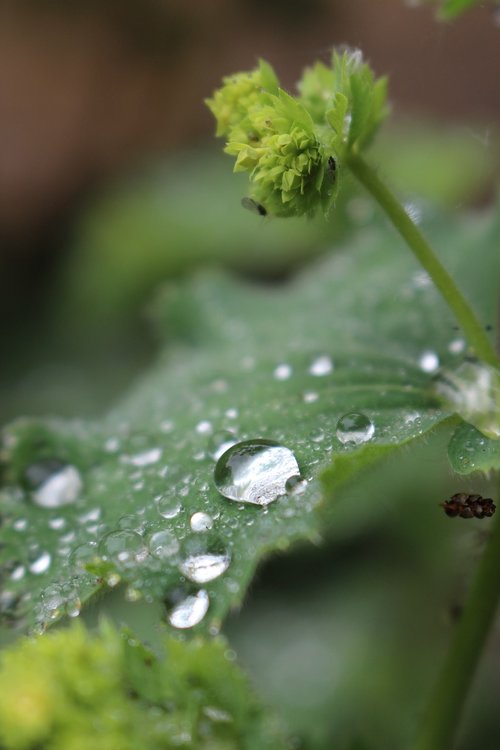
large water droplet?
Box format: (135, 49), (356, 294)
(336, 413), (375, 446)
(167, 589), (209, 629)
(179, 552), (230, 584)
(214, 439), (300, 506)
(27, 462), (82, 509)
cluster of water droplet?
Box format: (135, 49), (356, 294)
(1, 347), (448, 634)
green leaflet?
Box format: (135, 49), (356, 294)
(0, 207), (497, 634)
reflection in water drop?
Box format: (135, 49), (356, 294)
(309, 355), (333, 376)
(336, 413), (375, 446)
(168, 589), (209, 629)
(190, 512), (214, 532)
(179, 553), (230, 584)
(28, 462), (82, 509)
(214, 439), (300, 506)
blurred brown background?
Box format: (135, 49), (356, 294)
(0, 0), (498, 421)
(0, 0), (498, 249)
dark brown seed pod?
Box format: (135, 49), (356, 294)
(441, 493), (496, 519)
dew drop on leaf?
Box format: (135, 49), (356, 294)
(273, 363), (292, 381)
(214, 439), (300, 506)
(28, 551), (52, 575)
(156, 495), (182, 519)
(167, 589), (209, 629)
(336, 413), (375, 446)
(208, 430), (238, 461)
(419, 350), (440, 373)
(148, 530), (180, 559)
(190, 512), (214, 532)
(99, 530), (146, 568)
(309, 355), (333, 376)
(27, 461), (82, 509)
(285, 475), (308, 496)
(123, 448), (162, 467)
(179, 552), (230, 584)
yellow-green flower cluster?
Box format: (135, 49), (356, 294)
(0, 622), (287, 750)
(206, 49), (388, 218)
(205, 60), (279, 141)
(225, 93), (326, 217)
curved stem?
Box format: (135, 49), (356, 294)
(346, 153), (498, 368)
(411, 485), (500, 750)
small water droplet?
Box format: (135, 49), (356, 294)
(196, 420), (213, 435)
(449, 338), (466, 354)
(336, 413), (375, 446)
(202, 706), (233, 723)
(156, 495), (182, 519)
(159, 419), (174, 434)
(309, 355), (333, 377)
(70, 542), (98, 572)
(13, 518), (28, 532)
(419, 351), (440, 373)
(10, 564), (25, 582)
(27, 462), (82, 509)
(208, 430), (238, 461)
(225, 408), (238, 419)
(303, 391), (319, 403)
(99, 530), (146, 568)
(167, 589), (209, 629)
(273, 363), (292, 381)
(148, 530), (180, 559)
(48, 517), (66, 530)
(214, 439), (300, 506)
(285, 475), (308, 496)
(190, 512), (214, 532)
(123, 448), (162, 467)
(413, 270), (432, 288)
(104, 437), (120, 453)
(29, 551), (51, 575)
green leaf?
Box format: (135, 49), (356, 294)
(448, 422), (500, 475)
(0, 206), (497, 634)
(437, 0), (480, 19)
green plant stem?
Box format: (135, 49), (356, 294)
(411, 484), (500, 750)
(347, 153), (498, 368)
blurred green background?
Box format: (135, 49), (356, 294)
(0, 1), (499, 749)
